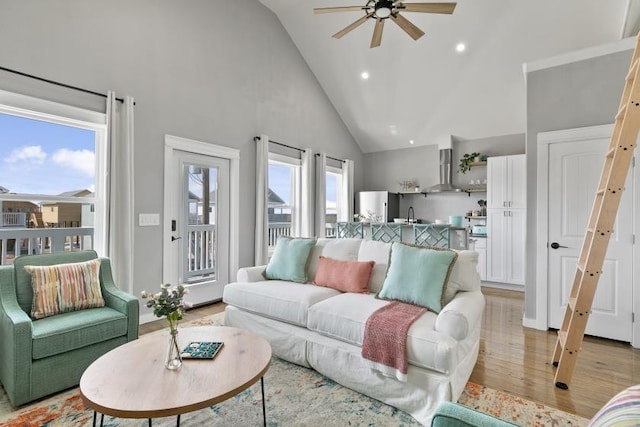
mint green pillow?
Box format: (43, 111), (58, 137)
(378, 243), (458, 313)
(264, 237), (316, 283)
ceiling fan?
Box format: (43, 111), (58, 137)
(314, 1), (456, 48)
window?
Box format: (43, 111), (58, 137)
(0, 94), (107, 265)
(267, 153), (301, 249)
(325, 166), (343, 238)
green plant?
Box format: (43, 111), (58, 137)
(141, 284), (191, 330)
(458, 152), (481, 174)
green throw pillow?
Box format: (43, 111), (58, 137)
(264, 237), (316, 283)
(378, 243), (458, 313)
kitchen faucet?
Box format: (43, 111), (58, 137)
(407, 206), (415, 223)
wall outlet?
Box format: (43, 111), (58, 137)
(139, 213), (160, 226)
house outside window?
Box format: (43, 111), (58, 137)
(0, 95), (107, 265)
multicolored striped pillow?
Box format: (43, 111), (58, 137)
(25, 258), (105, 320)
(588, 384), (640, 426)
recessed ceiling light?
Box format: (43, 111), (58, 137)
(361, 71), (369, 80)
(409, 140), (414, 145)
(456, 43), (466, 53)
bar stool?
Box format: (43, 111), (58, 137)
(413, 224), (450, 248)
(336, 222), (365, 239)
(370, 223), (403, 243)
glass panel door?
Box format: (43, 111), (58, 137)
(170, 151), (229, 304)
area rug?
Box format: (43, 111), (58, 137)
(0, 312), (588, 427)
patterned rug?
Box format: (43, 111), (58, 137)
(0, 312), (588, 427)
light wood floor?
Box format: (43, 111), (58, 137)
(141, 287), (640, 420)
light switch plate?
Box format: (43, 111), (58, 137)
(139, 213), (160, 226)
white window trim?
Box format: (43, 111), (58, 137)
(0, 90), (108, 254)
(326, 165), (344, 226)
(268, 153), (302, 237)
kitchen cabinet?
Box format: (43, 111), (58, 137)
(487, 207), (526, 285)
(486, 154), (526, 285)
(487, 155), (526, 209)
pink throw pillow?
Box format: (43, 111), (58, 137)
(313, 256), (375, 294)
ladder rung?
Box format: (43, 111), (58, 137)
(626, 59), (639, 81)
(568, 297), (577, 311)
(596, 189), (605, 196)
(616, 104), (628, 120)
(606, 147), (616, 158)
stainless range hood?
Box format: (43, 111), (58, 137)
(427, 148), (464, 193)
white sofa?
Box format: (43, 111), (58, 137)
(222, 238), (485, 425)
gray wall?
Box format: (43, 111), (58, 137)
(362, 134), (525, 222)
(524, 49), (632, 321)
(0, 0), (363, 309)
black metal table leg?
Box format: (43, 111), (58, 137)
(261, 376), (266, 427)
(148, 418), (152, 426)
(92, 411), (96, 427)
(100, 413), (104, 427)
(177, 414), (181, 426)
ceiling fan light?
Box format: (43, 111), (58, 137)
(375, 7), (391, 18)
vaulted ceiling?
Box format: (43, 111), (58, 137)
(259, 0), (638, 153)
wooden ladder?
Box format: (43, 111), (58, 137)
(552, 34), (640, 390)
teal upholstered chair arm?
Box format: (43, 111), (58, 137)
(99, 258), (139, 341)
(431, 402), (519, 427)
(0, 265), (33, 406)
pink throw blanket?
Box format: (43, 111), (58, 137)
(361, 301), (426, 382)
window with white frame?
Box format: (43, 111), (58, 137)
(325, 165), (343, 238)
(267, 153), (301, 249)
(0, 93), (107, 265)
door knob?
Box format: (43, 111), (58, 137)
(550, 242), (568, 249)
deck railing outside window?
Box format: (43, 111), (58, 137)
(0, 227), (94, 265)
(0, 212), (27, 228)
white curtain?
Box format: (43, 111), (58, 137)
(255, 135), (269, 265)
(300, 149), (315, 237)
(340, 159), (355, 222)
(314, 153), (327, 237)
(106, 91), (135, 294)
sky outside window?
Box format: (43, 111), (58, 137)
(0, 113), (95, 196)
(268, 162), (337, 206)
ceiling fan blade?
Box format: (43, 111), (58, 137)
(399, 3), (457, 14)
(332, 13), (373, 39)
(390, 13), (425, 40)
(314, 6), (368, 14)
(371, 18), (385, 48)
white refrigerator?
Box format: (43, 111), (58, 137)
(356, 191), (399, 222)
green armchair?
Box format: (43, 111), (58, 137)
(0, 250), (139, 406)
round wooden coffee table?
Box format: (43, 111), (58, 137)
(80, 326), (272, 426)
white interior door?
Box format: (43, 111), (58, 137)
(166, 150), (230, 305)
(547, 138), (633, 341)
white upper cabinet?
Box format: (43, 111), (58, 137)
(487, 154), (526, 209)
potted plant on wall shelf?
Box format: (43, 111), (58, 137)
(458, 152), (481, 174)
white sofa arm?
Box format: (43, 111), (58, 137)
(236, 265), (267, 283)
(435, 290), (485, 341)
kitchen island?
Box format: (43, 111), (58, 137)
(358, 222), (468, 250)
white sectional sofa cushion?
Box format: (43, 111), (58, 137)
(307, 293), (460, 374)
(222, 280), (340, 326)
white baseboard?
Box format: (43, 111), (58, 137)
(480, 281), (525, 292)
(139, 312), (157, 325)
(522, 316), (545, 330)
